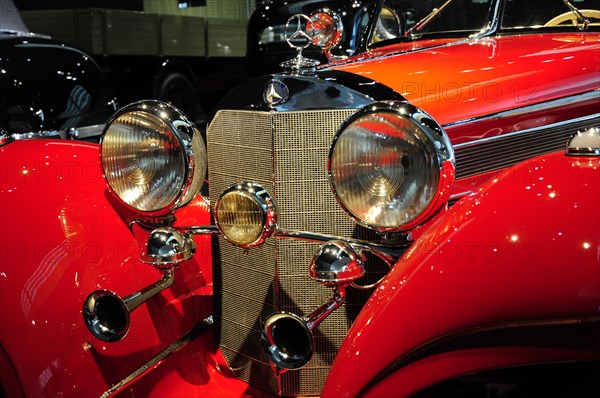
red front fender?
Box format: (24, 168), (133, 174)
(323, 151), (600, 397)
(0, 139), (214, 396)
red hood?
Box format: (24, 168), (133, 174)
(330, 33), (600, 125)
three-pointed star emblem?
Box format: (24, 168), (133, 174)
(263, 79), (289, 108)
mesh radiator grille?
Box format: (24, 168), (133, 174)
(208, 109), (384, 396)
(207, 108), (598, 395)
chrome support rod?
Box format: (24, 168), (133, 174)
(123, 270), (174, 312)
(406, 0), (454, 38)
(172, 225), (406, 265)
(305, 287), (346, 330)
(274, 228), (407, 265)
(563, 0), (590, 30)
(99, 315), (214, 398)
(175, 225), (220, 235)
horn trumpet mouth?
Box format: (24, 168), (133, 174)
(261, 286), (347, 372)
(83, 270), (174, 342)
(83, 290), (130, 343)
(261, 312), (314, 370)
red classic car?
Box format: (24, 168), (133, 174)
(1, 0), (599, 397)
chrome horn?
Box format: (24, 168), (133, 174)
(83, 270), (174, 342)
(261, 241), (365, 372)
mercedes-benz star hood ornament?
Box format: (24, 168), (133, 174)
(280, 14), (320, 74)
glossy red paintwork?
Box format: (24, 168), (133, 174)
(364, 347), (600, 398)
(0, 140), (247, 397)
(332, 33), (600, 127)
(322, 151), (600, 397)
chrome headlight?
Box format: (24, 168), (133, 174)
(329, 101), (455, 231)
(310, 9), (343, 55)
(214, 182), (276, 248)
(101, 100), (206, 216)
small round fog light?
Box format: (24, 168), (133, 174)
(215, 182), (276, 248)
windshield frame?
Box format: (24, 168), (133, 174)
(366, 0), (501, 50)
(364, 0), (598, 51)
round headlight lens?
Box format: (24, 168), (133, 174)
(215, 182), (276, 248)
(310, 10), (343, 51)
(101, 100), (206, 216)
(329, 102), (454, 231)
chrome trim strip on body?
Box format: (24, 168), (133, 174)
(2, 124), (107, 143)
(8, 124), (107, 142)
(445, 90), (600, 132)
(0, 29), (50, 39)
(68, 124), (105, 140)
(454, 113), (600, 179)
(453, 113), (600, 150)
(100, 315), (214, 398)
(11, 130), (63, 140)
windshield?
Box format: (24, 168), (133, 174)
(371, 0), (494, 45)
(371, 0), (600, 46)
(502, 0), (600, 29)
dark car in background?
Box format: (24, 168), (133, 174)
(15, 0), (248, 126)
(0, 0), (116, 140)
(247, 0), (372, 75)
(247, 0), (425, 76)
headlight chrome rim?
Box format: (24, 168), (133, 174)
(214, 182), (277, 248)
(100, 100), (206, 217)
(328, 101), (455, 232)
